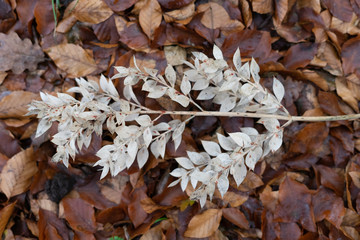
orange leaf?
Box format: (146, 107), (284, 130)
(74, 0), (113, 24)
(0, 147), (38, 199)
(45, 43), (98, 78)
(184, 209), (222, 238)
(139, 0), (162, 40)
(0, 91), (39, 118)
(0, 201), (16, 236)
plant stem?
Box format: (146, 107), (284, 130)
(135, 110), (360, 122)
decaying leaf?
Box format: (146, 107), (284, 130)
(184, 209), (222, 238)
(45, 44), (98, 78)
(74, 0), (113, 24)
(139, 0), (162, 40)
(0, 201), (16, 237)
(0, 91), (39, 118)
(0, 32), (44, 74)
(0, 147), (38, 199)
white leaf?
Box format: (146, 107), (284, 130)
(269, 131), (283, 152)
(123, 85), (140, 104)
(229, 132), (251, 148)
(213, 45), (223, 60)
(152, 122), (170, 132)
(173, 135), (182, 151)
(168, 179), (181, 188)
(137, 147), (149, 168)
(142, 80), (156, 92)
(187, 151), (208, 165)
(258, 118), (280, 132)
(180, 76), (191, 95)
(147, 86), (167, 98)
(192, 78), (209, 90)
(250, 58), (260, 83)
(181, 175), (189, 191)
(231, 161), (247, 186)
(165, 64), (176, 87)
(36, 118), (52, 138)
(192, 51), (208, 61)
(158, 135), (167, 158)
(143, 127), (152, 147)
(217, 153), (232, 166)
(112, 66), (129, 78)
(273, 77), (285, 102)
(245, 146), (262, 170)
(170, 168), (187, 177)
(239, 62), (250, 80)
(100, 164), (110, 180)
(219, 80), (239, 92)
(216, 133), (237, 151)
(175, 157), (194, 170)
(150, 140), (160, 158)
(197, 87), (217, 100)
(100, 75), (109, 92)
(136, 115), (152, 126)
(168, 89), (190, 107)
(127, 140), (138, 162)
(201, 140), (221, 157)
(172, 122), (185, 140)
(220, 96), (236, 112)
(240, 127), (259, 136)
(233, 48), (242, 72)
(217, 173), (229, 197)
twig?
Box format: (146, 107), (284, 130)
(135, 110), (360, 122)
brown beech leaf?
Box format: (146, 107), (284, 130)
(289, 122), (329, 155)
(0, 91), (39, 118)
(313, 186), (346, 228)
(222, 208), (249, 229)
(45, 43), (98, 78)
(274, 177), (316, 232)
(34, 0), (55, 35)
(74, 0), (113, 24)
(274, 0), (288, 23)
(38, 209), (70, 240)
(252, 0), (274, 14)
(158, 0), (193, 9)
(139, 0), (162, 40)
(0, 201), (16, 237)
(321, 0), (353, 22)
(315, 165), (345, 196)
(0, 32), (44, 74)
(163, 3), (195, 24)
(103, 0), (136, 12)
(0, 147), (37, 199)
(184, 209), (222, 238)
(62, 197), (97, 233)
(342, 36), (360, 79)
(198, 2), (232, 29)
(283, 43), (319, 70)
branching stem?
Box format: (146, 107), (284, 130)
(135, 110), (360, 122)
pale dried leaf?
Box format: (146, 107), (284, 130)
(139, 0), (162, 40)
(45, 43), (98, 78)
(233, 48), (242, 73)
(201, 140), (221, 156)
(229, 132), (251, 148)
(0, 32), (44, 74)
(0, 147), (38, 199)
(175, 157), (194, 170)
(184, 209), (222, 238)
(273, 77), (285, 102)
(180, 76), (191, 95)
(0, 91), (39, 118)
(74, 0), (113, 24)
(165, 64), (176, 88)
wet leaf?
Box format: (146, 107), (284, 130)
(0, 147), (37, 199)
(45, 43), (98, 78)
(184, 209), (222, 238)
(283, 43), (318, 70)
(0, 32), (44, 74)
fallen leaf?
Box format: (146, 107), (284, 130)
(0, 201), (16, 237)
(315, 165), (345, 196)
(74, 0), (113, 24)
(45, 43), (98, 78)
(103, 0), (137, 11)
(222, 208), (249, 229)
(0, 32), (44, 74)
(342, 36), (360, 79)
(163, 3), (195, 24)
(34, 0), (55, 35)
(164, 45), (187, 66)
(313, 186), (346, 228)
(198, 2), (232, 29)
(139, 0), (162, 40)
(0, 91), (39, 118)
(0, 147), (38, 198)
(184, 209), (222, 238)
(274, 177), (316, 232)
(283, 43), (319, 70)
(157, 0), (193, 9)
(252, 0), (274, 14)
(38, 209), (70, 240)
(321, 0), (354, 22)
(62, 197), (97, 233)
